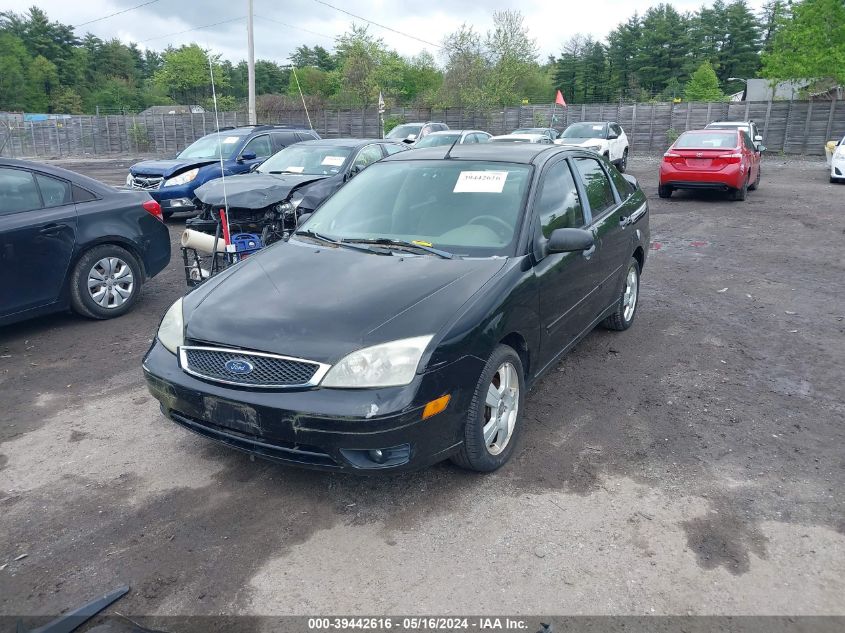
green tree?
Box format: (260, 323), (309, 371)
(0, 32), (29, 110)
(485, 10), (541, 105)
(0, 6), (78, 85)
(761, 0), (845, 84)
(153, 44), (228, 104)
(26, 54), (59, 111)
(717, 0), (761, 84)
(606, 15), (642, 99)
(636, 4), (693, 94)
(437, 24), (488, 108)
(51, 86), (83, 113)
(685, 60), (726, 100)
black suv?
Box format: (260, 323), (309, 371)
(127, 125), (321, 218)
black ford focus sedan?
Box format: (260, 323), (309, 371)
(143, 144), (649, 472)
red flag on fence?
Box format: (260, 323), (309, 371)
(555, 90), (567, 106)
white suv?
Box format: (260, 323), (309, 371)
(706, 120), (764, 150)
(556, 121), (629, 172)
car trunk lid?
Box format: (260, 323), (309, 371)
(663, 148), (742, 171)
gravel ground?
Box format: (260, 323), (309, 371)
(0, 155), (843, 624)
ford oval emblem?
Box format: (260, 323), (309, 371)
(225, 359), (254, 375)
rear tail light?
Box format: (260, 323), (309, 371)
(663, 151), (681, 158)
(142, 199), (163, 222)
(723, 153), (743, 164)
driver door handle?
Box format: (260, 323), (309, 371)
(582, 244), (596, 259)
(39, 223), (63, 235)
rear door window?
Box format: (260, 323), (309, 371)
(574, 157), (616, 217)
(34, 173), (72, 207)
(382, 143), (407, 156)
(536, 160), (585, 237)
(271, 131), (300, 151)
(0, 167), (42, 214)
(352, 145), (384, 170)
(607, 165), (635, 200)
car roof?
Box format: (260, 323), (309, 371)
(425, 130), (485, 136)
(568, 121), (610, 125)
(295, 138), (400, 149)
(682, 128), (740, 134)
(708, 121), (751, 125)
(381, 142), (571, 165)
(0, 158), (115, 194)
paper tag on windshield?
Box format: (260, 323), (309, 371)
(321, 156), (345, 166)
(592, 125), (604, 131)
(453, 171), (508, 193)
(222, 136), (239, 144)
(285, 166), (304, 173)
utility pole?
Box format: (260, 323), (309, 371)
(246, 0), (256, 125)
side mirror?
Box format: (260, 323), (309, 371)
(239, 150), (257, 162)
(547, 228), (594, 254)
(348, 164), (363, 179)
(757, 145), (767, 153)
(607, 132), (619, 140)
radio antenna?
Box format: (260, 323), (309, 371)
(443, 133), (461, 159)
(207, 48), (229, 215)
(291, 67), (313, 130)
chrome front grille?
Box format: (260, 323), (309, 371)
(129, 175), (164, 190)
(179, 346), (329, 388)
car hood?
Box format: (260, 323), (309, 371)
(558, 137), (606, 146)
(183, 240), (507, 364)
(130, 158), (219, 178)
(194, 173), (329, 209)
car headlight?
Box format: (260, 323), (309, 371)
(585, 144), (602, 152)
(164, 168), (199, 187)
(321, 335), (433, 388)
(126, 173), (133, 186)
(157, 298), (184, 354)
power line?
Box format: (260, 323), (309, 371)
(310, 0), (443, 49)
(73, 0), (161, 28)
(139, 16), (246, 44)
(254, 14), (335, 41)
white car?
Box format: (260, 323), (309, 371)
(831, 135), (845, 183)
(555, 121), (629, 172)
(706, 120), (764, 150)
(412, 129), (492, 148)
(489, 133), (553, 144)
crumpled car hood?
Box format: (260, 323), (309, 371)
(194, 173), (328, 209)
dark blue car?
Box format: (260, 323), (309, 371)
(1, 159), (171, 326)
(126, 125), (320, 218)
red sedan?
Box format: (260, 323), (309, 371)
(659, 129), (763, 200)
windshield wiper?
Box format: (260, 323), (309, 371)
(342, 238), (456, 259)
(295, 230), (390, 255)
(267, 169), (305, 175)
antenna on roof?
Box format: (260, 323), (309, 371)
(443, 134), (460, 160)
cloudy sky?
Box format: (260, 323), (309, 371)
(0, 0), (764, 64)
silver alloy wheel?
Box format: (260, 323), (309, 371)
(623, 266), (638, 322)
(87, 257), (134, 309)
(482, 361), (520, 455)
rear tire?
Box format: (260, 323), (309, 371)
(730, 176), (748, 201)
(69, 244), (143, 320)
(658, 185), (673, 198)
(451, 344), (525, 472)
(749, 167), (761, 191)
(603, 257), (640, 331)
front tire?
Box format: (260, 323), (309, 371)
(451, 345), (525, 472)
(658, 185), (673, 198)
(618, 148), (629, 173)
(603, 257), (640, 331)
(69, 244), (143, 319)
(749, 166), (761, 191)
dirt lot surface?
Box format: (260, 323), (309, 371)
(1, 156), (843, 623)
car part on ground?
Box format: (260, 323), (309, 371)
(126, 125), (320, 218)
(143, 143), (649, 473)
(0, 158), (170, 326)
(658, 129), (763, 200)
(186, 139), (407, 253)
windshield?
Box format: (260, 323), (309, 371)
(298, 160), (532, 257)
(562, 123), (607, 139)
(513, 128), (545, 135)
(386, 124), (423, 140)
(675, 131), (738, 149)
(258, 145), (352, 175)
(413, 133), (461, 148)
(177, 132), (246, 159)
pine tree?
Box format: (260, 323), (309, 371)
(685, 61), (726, 101)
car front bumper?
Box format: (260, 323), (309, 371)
(142, 340), (483, 472)
(831, 155), (845, 179)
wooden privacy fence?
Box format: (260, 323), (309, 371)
(1, 99), (842, 158)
